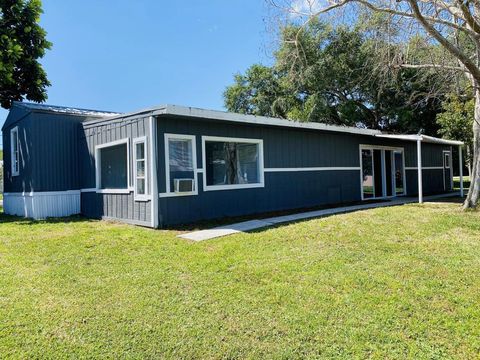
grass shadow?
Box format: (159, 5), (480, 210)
(166, 199), (392, 232)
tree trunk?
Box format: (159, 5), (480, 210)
(464, 89), (480, 209)
(466, 144), (472, 177)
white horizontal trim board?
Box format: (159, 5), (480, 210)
(264, 167), (361, 172)
(80, 188), (135, 194)
(80, 188), (96, 193)
(405, 166), (444, 170)
(3, 190), (80, 219)
(95, 188), (133, 194)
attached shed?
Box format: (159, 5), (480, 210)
(2, 102), (464, 227)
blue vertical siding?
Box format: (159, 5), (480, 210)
(155, 115), (453, 226)
(2, 106), (455, 228)
(2, 114), (34, 193)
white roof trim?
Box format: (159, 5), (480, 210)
(375, 134), (463, 146)
(83, 104), (382, 136)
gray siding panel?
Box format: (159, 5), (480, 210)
(79, 117), (151, 225)
(81, 192), (151, 225)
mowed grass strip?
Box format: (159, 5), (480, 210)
(0, 201), (479, 359)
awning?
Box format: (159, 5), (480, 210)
(375, 134), (464, 146)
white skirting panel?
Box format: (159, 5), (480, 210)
(3, 190), (81, 219)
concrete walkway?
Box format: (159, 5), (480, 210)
(179, 192), (461, 242)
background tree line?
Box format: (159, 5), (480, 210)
(224, 18), (474, 174)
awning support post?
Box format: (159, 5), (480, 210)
(459, 145), (464, 198)
(417, 138), (423, 204)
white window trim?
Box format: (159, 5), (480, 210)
(10, 126), (19, 177)
(95, 138), (131, 194)
(202, 135), (265, 192)
(164, 133), (198, 197)
(133, 136), (150, 201)
(443, 150), (451, 169)
(443, 150), (453, 191)
(359, 145), (406, 201)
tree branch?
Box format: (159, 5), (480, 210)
(455, 0), (480, 33)
(398, 62), (469, 71)
(407, 0), (480, 82)
(306, 0), (480, 38)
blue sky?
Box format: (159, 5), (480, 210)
(1, 0), (272, 147)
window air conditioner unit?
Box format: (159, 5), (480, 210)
(174, 178), (195, 193)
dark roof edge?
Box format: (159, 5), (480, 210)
(12, 101), (121, 117)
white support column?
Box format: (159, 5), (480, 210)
(149, 116), (159, 228)
(459, 145), (464, 198)
(417, 138), (423, 204)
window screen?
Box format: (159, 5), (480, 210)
(205, 141), (260, 186)
(100, 143), (128, 189)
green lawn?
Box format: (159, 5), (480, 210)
(1, 201), (480, 358)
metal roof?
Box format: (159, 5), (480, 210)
(27, 102), (458, 146)
(83, 104), (464, 145)
(13, 101), (121, 117)
(83, 104), (383, 136)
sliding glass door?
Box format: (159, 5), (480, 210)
(361, 146), (405, 200)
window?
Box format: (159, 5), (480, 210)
(95, 139), (129, 192)
(203, 136), (264, 191)
(10, 127), (19, 176)
(134, 137), (148, 199)
(165, 134), (197, 195)
(444, 152), (451, 169)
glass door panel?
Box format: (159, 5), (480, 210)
(385, 150), (393, 197)
(362, 149), (374, 199)
(394, 151), (404, 195)
(373, 149), (383, 197)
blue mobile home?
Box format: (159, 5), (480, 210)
(2, 102), (464, 228)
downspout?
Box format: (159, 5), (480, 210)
(459, 145), (464, 198)
(149, 115), (159, 228)
(417, 137), (423, 204)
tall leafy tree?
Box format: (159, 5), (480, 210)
(225, 20), (447, 133)
(224, 64), (288, 118)
(437, 95), (474, 175)
(268, 0), (480, 209)
(0, 0), (51, 109)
